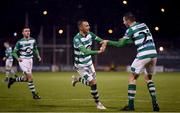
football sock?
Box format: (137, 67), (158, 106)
(147, 80), (157, 104)
(90, 84), (100, 103)
(78, 77), (90, 86)
(128, 84), (136, 109)
(15, 76), (26, 82)
(28, 81), (36, 95)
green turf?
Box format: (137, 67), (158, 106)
(0, 72), (180, 112)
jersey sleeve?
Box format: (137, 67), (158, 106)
(107, 38), (133, 47)
(34, 39), (38, 48)
(79, 46), (99, 55)
(123, 28), (134, 39)
(14, 41), (20, 51)
(74, 36), (99, 55)
(89, 32), (103, 43)
(12, 42), (20, 60)
(33, 39), (40, 57)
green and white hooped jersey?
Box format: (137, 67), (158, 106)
(73, 32), (97, 67)
(14, 37), (37, 59)
(124, 22), (157, 60)
(5, 47), (13, 59)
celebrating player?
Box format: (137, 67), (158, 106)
(8, 27), (41, 99)
(72, 20), (107, 110)
(101, 12), (160, 111)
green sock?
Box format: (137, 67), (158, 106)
(147, 80), (157, 104)
(90, 84), (99, 103)
(128, 84), (136, 109)
(78, 77), (89, 86)
(28, 81), (36, 96)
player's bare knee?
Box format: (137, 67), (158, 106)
(89, 79), (96, 86)
(144, 74), (152, 83)
(26, 74), (33, 81)
(132, 73), (139, 79)
(129, 73), (139, 84)
(27, 78), (33, 82)
(23, 76), (28, 81)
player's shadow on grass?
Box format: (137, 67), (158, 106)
(36, 104), (122, 112)
(36, 104), (97, 111)
(37, 104), (62, 108)
(37, 104), (95, 108)
(105, 106), (122, 111)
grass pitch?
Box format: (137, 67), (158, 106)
(0, 72), (180, 112)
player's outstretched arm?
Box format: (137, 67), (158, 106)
(95, 36), (103, 43)
(102, 38), (133, 47)
(95, 37), (108, 52)
(79, 46), (103, 55)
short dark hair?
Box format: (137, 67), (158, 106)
(77, 19), (88, 28)
(123, 12), (136, 22)
(22, 26), (30, 32)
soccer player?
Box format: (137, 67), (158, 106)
(8, 27), (41, 99)
(2, 42), (14, 81)
(101, 12), (160, 111)
(72, 20), (107, 110)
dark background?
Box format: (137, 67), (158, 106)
(0, 0), (180, 67)
(0, 0), (179, 39)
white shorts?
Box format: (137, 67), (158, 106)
(75, 64), (96, 82)
(19, 58), (33, 74)
(131, 58), (157, 75)
(5, 59), (13, 68)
